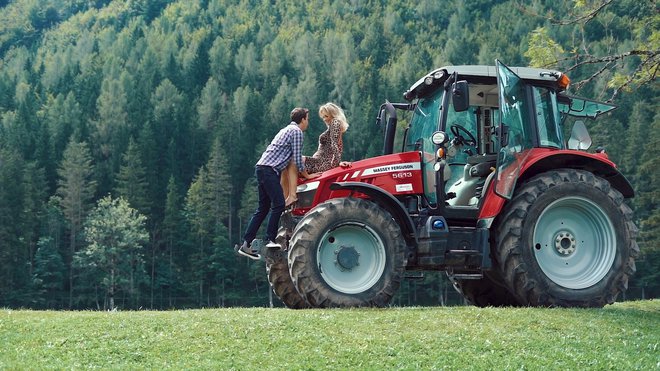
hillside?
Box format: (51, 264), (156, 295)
(0, 0), (657, 309)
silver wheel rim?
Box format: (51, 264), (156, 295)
(316, 222), (386, 294)
(533, 196), (616, 289)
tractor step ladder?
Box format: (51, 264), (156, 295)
(446, 249), (484, 279)
(450, 273), (483, 279)
(404, 272), (425, 280)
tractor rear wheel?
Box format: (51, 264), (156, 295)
(495, 169), (638, 307)
(264, 227), (309, 309)
(289, 197), (406, 308)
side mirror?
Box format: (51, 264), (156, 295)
(567, 120), (592, 150)
(452, 81), (469, 112)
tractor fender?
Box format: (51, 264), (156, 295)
(329, 182), (417, 246)
(479, 152), (634, 222)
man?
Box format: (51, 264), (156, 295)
(236, 107), (319, 260)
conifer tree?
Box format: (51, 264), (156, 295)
(32, 237), (65, 308)
(116, 138), (151, 216)
(92, 74), (129, 194)
(0, 148), (24, 306)
(161, 176), (185, 307)
(20, 162), (48, 279)
(56, 139), (96, 308)
(184, 166), (213, 305)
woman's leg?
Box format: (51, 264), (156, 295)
(280, 163), (290, 201)
(284, 161), (298, 207)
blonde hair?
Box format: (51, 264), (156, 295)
(319, 102), (349, 133)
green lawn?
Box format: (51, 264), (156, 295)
(1, 300), (658, 370)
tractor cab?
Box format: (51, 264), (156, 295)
(383, 61), (617, 222)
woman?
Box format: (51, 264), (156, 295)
(282, 102), (351, 207)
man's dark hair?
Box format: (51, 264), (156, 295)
(291, 107), (309, 124)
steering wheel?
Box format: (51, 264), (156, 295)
(450, 124), (477, 147)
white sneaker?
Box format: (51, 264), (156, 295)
(265, 240), (281, 249)
(234, 241), (261, 260)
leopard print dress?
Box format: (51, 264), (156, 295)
(304, 118), (343, 173)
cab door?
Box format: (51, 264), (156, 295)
(494, 60), (534, 199)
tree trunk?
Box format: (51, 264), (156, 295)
(198, 237), (204, 307)
(169, 237), (173, 308)
(228, 197), (233, 246)
(151, 230), (156, 309)
(68, 225), (76, 309)
(109, 267), (115, 311)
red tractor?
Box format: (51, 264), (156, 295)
(264, 61), (638, 308)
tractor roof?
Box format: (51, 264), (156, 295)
(404, 65), (568, 101)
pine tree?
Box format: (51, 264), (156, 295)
(115, 138), (151, 216)
(56, 139), (96, 308)
(20, 162), (48, 280)
(630, 109), (660, 298)
(0, 148), (25, 306)
(91, 74), (129, 195)
(32, 237), (65, 309)
(136, 122), (163, 222)
(184, 142), (232, 306)
(238, 177), (259, 240)
(205, 139), (231, 235)
(161, 176), (185, 308)
(184, 166), (213, 306)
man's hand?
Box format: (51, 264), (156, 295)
(339, 161), (352, 168)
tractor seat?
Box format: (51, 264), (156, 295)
(467, 153), (497, 165)
(467, 154), (497, 178)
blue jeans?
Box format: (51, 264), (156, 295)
(243, 165), (285, 244)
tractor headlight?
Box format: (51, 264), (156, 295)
(296, 181), (320, 208)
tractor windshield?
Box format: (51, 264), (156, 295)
(405, 88), (443, 205)
(404, 88), (442, 152)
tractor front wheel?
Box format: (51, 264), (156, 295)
(496, 169), (638, 307)
(289, 198), (406, 308)
(264, 227), (309, 309)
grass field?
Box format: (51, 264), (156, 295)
(1, 300), (658, 370)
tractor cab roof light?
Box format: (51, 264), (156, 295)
(557, 73), (570, 90)
(539, 70), (571, 90)
(424, 70), (446, 86)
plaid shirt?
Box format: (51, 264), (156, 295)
(256, 122), (305, 175)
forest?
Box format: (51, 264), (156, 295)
(0, 0), (657, 309)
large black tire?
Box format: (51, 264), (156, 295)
(264, 227), (309, 309)
(289, 197), (406, 308)
(495, 169), (639, 307)
(448, 269), (522, 307)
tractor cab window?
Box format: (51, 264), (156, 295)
(495, 60), (535, 199)
(443, 103), (479, 186)
(405, 89), (442, 152)
(405, 88), (443, 205)
(533, 86), (563, 149)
